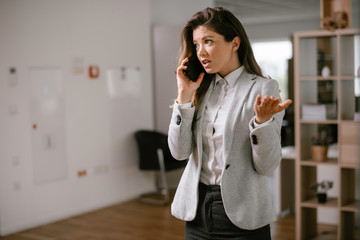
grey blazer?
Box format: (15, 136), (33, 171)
(168, 70), (284, 230)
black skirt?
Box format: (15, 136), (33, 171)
(185, 182), (271, 240)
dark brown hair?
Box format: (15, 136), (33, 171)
(178, 7), (264, 141)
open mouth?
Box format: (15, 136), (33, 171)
(201, 60), (210, 68)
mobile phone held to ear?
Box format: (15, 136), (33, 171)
(183, 55), (205, 82)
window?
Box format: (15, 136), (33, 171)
(252, 41), (292, 100)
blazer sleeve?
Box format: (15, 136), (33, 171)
(168, 102), (195, 160)
(248, 79), (284, 176)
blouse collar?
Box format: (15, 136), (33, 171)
(215, 65), (245, 87)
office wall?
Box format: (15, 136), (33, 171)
(245, 19), (320, 41)
(151, 0), (214, 26)
(0, 0), (154, 236)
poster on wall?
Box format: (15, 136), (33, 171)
(106, 67), (142, 168)
(29, 67), (68, 184)
(106, 67), (140, 97)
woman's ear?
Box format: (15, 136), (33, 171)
(232, 36), (241, 52)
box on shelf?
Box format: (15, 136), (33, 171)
(302, 104), (337, 120)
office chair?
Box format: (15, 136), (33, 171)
(134, 130), (187, 205)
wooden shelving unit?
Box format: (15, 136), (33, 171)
(294, 28), (360, 240)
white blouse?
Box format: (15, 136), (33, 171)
(200, 66), (244, 185)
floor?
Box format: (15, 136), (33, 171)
(0, 197), (297, 240)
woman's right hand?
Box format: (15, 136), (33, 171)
(176, 57), (205, 104)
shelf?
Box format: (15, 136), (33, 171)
(301, 197), (338, 208)
(341, 79), (358, 120)
(309, 224), (338, 240)
(295, 28), (360, 240)
(293, 28), (359, 38)
(340, 76), (358, 80)
(340, 120), (360, 124)
(298, 76), (357, 80)
(299, 76), (337, 81)
(341, 200), (360, 212)
(340, 211), (359, 240)
(340, 119), (360, 122)
(300, 119), (338, 124)
(301, 158), (338, 166)
(340, 162), (360, 169)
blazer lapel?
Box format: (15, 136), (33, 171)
(195, 79), (215, 163)
(223, 71), (256, 158)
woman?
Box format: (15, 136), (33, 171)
(168, 7), (292, 239)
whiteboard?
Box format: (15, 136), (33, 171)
(29, 68), (68, 184)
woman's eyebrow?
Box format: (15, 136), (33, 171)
(193, 35), (215, 42)
(201, 35), (215, 39)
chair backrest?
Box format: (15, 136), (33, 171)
(134, 130), (176, 170)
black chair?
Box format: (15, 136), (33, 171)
(134, 130), (187, 205)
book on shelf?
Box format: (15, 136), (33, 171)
(301, 104), (337, 120)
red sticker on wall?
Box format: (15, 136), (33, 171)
(89, 65), (99, 79)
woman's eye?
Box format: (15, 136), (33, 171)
(194, 43), (199, 49)
(205, 40), (212, 44)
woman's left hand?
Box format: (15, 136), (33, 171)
(253, 94), (292, 124)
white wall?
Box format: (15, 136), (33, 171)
(151, 0), (214, 26)
(245, 19), (320, 42)
(0, 0), (154, 236)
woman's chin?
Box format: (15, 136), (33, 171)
(205, 69), (216, 75)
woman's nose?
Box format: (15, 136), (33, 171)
(197, 44), (206, 57)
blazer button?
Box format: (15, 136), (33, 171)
(176, 115), (181, 125)
(252, 135), (258, 145)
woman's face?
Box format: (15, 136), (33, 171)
(192, 25), (240, 78)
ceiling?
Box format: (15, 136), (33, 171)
(214, 0), (320, 25)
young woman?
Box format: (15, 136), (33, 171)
(168, 7), (292, 240)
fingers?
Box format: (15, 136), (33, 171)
(196, 72), (205, 85)
(271, 97), (281, 109)
(255, 95), (289, 113)
(278, 99), (292, 110)
(261, 95), (269, 107)
(258, 95), (277, 108)
(254, 94), (262, 106)
(254, 95), (293, 124)
(177, 59), (188, 76)
(181, 57), (189, 66)
(258, 95), (278, 105)
(256, 95), (289, 108)
(176, 58), (205, 103)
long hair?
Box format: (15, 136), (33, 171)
(178, 7), (264, 142)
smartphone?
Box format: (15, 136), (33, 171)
(183, 54), (205, 82)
